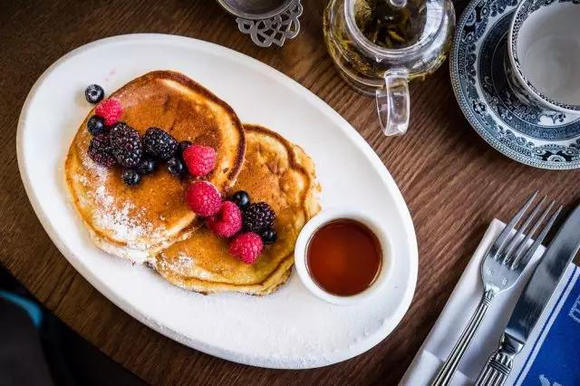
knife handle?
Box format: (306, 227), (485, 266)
(475, 333), (524, 386)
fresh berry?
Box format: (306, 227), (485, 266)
(109, 122), (143, 168)
(230, 190), (250, 209)
(207, 201), (243, 238)
(260, 228), (277, 245)
(185, 181), (222, 217)
(178, 140), (192, 157)
(85, 84), (105, 104)
(122, 169), (141, 186)
(182, 145), (217, 177)
(167, 157), (185, 176)
(88, 133), (116, 167)
(95, 98), (122, 126)
(229, 232), (263, 264)
(87, 115), (106, 136)
(136, 158), (156, 175)
(243, 202), (276, 233)
(143, 127), (177, 160)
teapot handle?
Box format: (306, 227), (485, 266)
(376, 68), (410, 136)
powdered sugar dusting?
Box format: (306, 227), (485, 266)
(157, 252), (214, 280)
(80, 152), (164, 249)
(76, 174), (89, 185)
(95, 199), (148, 241)
(157, 253), (193, 272)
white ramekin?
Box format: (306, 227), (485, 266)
(294, 207), (394, 305)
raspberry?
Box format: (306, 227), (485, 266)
(95, 98), (122, 126)
(185, 181), (222, 217)
(109, 122), (143, 168)
(207, 201), (242, 238)
(143, 127), (177, 160)
(88, 133), (116, 167)
(229, 232), (263, 264)
(243, 202), (276, 233)
(183, 145), (217, 177)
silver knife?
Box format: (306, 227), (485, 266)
(475, 203), (580, 386)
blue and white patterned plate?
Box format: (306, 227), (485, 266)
(450, 0), (580, 169)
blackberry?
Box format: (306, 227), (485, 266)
(109, 122), (143, 168)
(167, 156), (185, 176)
(85, 84), (105, 104)
(260, 228), (277, 245)
(230, 190), (250, 209)
(143, 127), (177, 160)
(88, 133), (116, 167)
(243, 202), (276, 233)
(87, 115), (106, 136)
(122, 169), (141, 186)
(136, 158), (156, 175)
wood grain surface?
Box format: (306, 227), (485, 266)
(1, 1), (578, 384)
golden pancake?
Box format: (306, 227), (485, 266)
(154, 125), (321, 295)
(65, 71), (245, 262)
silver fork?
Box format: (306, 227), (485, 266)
(431, 192), (561, 386)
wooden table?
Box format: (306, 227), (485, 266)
(1, 1), (578, 384)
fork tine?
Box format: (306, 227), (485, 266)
(512, 204), (562, 270)
(502, 196), (546, 264)
(513, 200), (553, 255)
(510, 200), (554, 267)
(492, 192), (537, 257)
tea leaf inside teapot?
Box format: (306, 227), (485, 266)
(355, 0), (427, 49)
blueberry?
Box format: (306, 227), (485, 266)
(87, 115), (106, 136)
(122, 169), (141, 186)
(136, 158), (156, 175)
(260, 228), (277, 245)
(167, 157), (185, 176)
(231, 190), (250, 209)
(85, 84), (105, 104)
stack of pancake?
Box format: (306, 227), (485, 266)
(65, 71), (320, 295)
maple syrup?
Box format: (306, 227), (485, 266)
(306, 219), (382, 296)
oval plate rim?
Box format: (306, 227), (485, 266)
(16, 33), (418, 369)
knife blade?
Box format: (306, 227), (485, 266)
(475, 204), (580, 386)
(505, 203), (580, 344)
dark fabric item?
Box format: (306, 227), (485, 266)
(0, 298), (54, 386)
(40, 314), (145, 386)
(0, 264), (145, 386)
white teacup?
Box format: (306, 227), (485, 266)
(508, 0), (580, 113)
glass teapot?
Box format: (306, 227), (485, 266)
(324, 0), (455, 135)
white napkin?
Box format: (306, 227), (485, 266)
(401, 219), (579, 385)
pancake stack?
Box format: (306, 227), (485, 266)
(66, 71), (245, 262)
(66, 71), (320, 295)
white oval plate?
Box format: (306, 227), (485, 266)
(17, 34), (417, 369)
